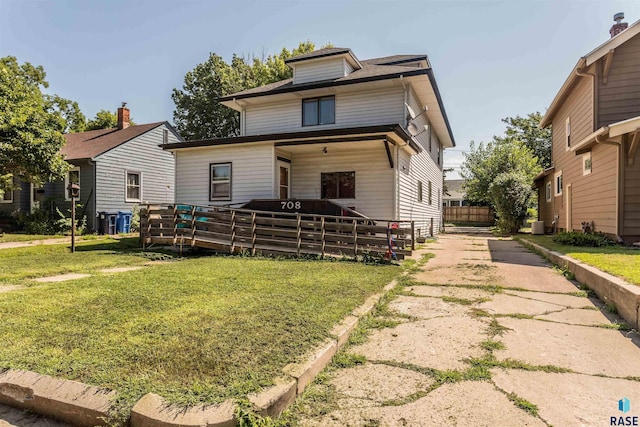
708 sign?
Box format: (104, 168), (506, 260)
(281, 201), (302, 210)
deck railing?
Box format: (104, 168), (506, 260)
(140, 204), (414, 260)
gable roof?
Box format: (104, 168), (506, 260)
(62, 122), (166, 160)
(541, 19), (640, 128)
(284, 47), (353, 63)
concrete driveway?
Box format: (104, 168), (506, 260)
(295, 233), (640, 426)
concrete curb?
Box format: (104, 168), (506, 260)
(519, 238), (640, 330)
(0, 277), (401, 426)
(0, 369), (116, 427)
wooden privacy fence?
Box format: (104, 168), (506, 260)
(444, 206), (495, 224)
(141, 204), (414, 260)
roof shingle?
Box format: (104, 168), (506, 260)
(61, 122), (165, 160)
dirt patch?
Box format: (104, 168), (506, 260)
(0, 286), (20, 294)
(33, 273), (91, 283)
(492, 369), (640, 427)
(495, 317), (640, 377)
(99, 267), (143, 274)
(350, 316), (487, 371)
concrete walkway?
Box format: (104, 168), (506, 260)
(295, 233), (640, 426)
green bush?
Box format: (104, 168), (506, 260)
(552, 231), (615, 247)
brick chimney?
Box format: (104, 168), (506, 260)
(117, 102), (130, 130)
(610, 12), (628, 38)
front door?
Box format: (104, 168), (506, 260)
(278, 161), (290, 199)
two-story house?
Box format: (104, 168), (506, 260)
(163, 47), (455, 237)
(535, 15), (640, 242)
(0, 106), (181, 231)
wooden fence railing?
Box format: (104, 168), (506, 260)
(444, 206), (495, 224)
(140, 204), (414, 260)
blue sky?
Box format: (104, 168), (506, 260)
(1, 0), (639, 177)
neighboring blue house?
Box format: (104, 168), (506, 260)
(0, 106), (181, 231)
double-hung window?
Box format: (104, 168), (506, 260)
(302, 96), (335, 126)
(321, 171), (355, 199)
(0, 189), (12, 203)
(126, 171), (142, 202)
(417, 181), (423, 202)
(210, 163), (231, 201)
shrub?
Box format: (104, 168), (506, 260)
(552, 231), (615, 247)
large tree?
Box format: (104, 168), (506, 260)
(172, 41), (318, 140)
(462, 140), (541, 233)
(496, 112), (551, 169)
(0, 56), (70, 194)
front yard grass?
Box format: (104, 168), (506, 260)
(518, 234), (640, 285)
(0, 254), (399, 422)
(0, 238), (170, 284)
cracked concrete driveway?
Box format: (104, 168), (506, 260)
(291, 233), (640, 427)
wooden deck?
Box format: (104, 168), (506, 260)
(140, 204), (414, 260)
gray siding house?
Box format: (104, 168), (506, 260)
(0, 106), (181, 231)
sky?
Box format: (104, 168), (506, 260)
(1, 0), (639, 178)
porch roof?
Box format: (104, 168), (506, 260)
(161, 123), (420, 153)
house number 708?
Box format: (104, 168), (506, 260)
(281, 201), (301, 210)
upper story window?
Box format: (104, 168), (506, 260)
(565, 116), (571, 150)
(303, 96), (335, 127)
(417, 181), (423, 202)
(163, 129), (169, 144)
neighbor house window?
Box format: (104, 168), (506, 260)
(126, 171), (142, 202)
(554, 171), (563, 197)
(321, 171), (355, 199)
(437, 143), (441, 165)
(0, 189), (13, 203)
(302, 96), (335, 126)
(65, 167), (80, 201)
(565, 116), (571, 150)
(428, 181), (433, 205)
(583, 152), (592, 175)
(417, 181), (423, 202)
(210, 163), (231, 201)
(545, 182), (552, 202)
(163, 129), (169, 144)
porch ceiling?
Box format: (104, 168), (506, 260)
(275, 139), (389, 154)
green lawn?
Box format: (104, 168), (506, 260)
(0, 253), (399, 422)
(517, 234), (640, 285)
(0, 238), (170, 284)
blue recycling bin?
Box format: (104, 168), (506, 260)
(116, 211), (132, 233)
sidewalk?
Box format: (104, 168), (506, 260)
(293, 233), (640, 426)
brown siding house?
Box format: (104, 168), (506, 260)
(536, 15), (640, 243)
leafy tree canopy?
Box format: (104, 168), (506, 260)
(495, 112), (551, 169)
(86, 109), (136, 131)
(172, 41), (324, 140)
(46, 95), (86, 133)
(0, 56), (70, 194)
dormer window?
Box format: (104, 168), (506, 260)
(302, 96), (335, 126)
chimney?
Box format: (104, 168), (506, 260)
(610, 12), (628, 38)
(117, 102), (130, 130)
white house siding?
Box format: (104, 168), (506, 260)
(293, 58), (345, 85)
(95, 125), (177, 215)
(245, 87), (405, 135)
(344, 59), (354, 75)
(174, 142), (274, 206)
(289, 145), (394, 219)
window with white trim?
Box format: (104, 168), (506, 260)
(417, 181), (423, 202)
(554, 171), (563, 197)
(583, 152), (592, 175)
(210, 163), (231, 201)
(65, 167), (80, 201)
(545, 182), (552, 202)
(0, 189), (13, 203)
(565, 116), (571, 150)
(126, 171), (142, 202)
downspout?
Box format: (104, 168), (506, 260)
(88, 158), (97, 232)
(397, 75), (407, 220)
